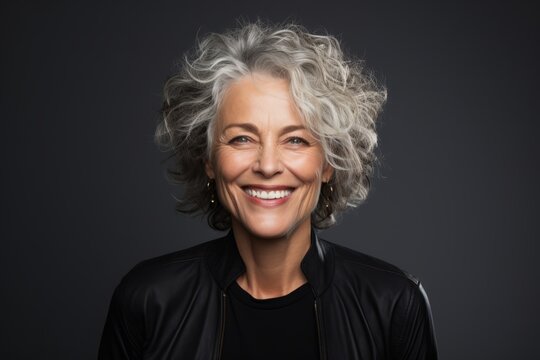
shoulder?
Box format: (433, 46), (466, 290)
(318, 240), (438, 355)
(320, 238), (421, 295)
(114, 237), (221, 299)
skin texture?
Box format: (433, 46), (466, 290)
(205, 72), (334, 299)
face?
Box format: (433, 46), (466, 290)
(205, 72), (334, 240)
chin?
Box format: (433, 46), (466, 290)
(235, 218), (294, 239)
(251, 224), (292, 240)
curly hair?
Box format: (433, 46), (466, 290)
(155, 20), (387, 230)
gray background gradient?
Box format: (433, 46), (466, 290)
(1, 1), (538, 359)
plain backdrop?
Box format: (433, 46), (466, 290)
(1, 1), (538, 359)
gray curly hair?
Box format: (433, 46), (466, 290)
(155, 20), (387, 230)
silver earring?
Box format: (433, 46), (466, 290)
(322, 181), (333, 210)
(207, 179), (216, 207)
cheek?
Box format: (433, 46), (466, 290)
(214, 148), (254, 181)
(283, 151), (325, 182)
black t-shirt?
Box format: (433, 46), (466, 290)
(221, 280), (320, 360)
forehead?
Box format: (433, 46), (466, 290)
(217, 73), (306, 131)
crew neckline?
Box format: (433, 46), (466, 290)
(228, 280), (313, 309)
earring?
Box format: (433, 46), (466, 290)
(322, 181), (334, 212)
(207, 179), (216, 207)
(326, 184), (333, 208)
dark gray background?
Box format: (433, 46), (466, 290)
(2, 0), (538, 359)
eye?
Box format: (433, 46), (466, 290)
(229, 135), (251, 144)
(287, 137), (309, 145)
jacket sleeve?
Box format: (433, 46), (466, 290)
(390, 280), (439, 360)
(98, 276), (145, 359)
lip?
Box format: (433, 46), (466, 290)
(241, 184), (296, 191)
(242, 185), (295, 207)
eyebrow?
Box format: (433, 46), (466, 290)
(222, 123), (307, 135)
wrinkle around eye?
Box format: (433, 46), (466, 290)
(287, 136), (310, 145)
(228, 135), (252, 144)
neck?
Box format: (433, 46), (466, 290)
(231, 219), (312, 299)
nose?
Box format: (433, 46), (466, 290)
(252, 142), (283, 177)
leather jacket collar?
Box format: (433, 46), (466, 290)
(205, 226), (335, 297)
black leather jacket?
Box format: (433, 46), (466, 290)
(98, 228), (438, 359)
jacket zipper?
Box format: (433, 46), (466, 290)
(314, 298), (327, 360)
(216, 291), (227, 360)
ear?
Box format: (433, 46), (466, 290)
(205, 158), (215, 179)
(322, 162), (334, 183)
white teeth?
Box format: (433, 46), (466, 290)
(245, 188), (292, 199)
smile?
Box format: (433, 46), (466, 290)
(244, 188), (293, 199)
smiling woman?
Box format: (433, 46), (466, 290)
(98, 20), (438, 360)
(207, 73), (333, 245)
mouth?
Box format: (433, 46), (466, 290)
(241, 185), (296, 201)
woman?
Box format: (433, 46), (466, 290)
(98, 21), (438, 360)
